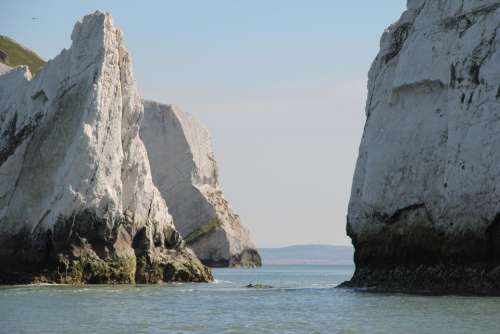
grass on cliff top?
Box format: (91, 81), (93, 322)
(184, 218), (222, 244)
(0, 36), (46, 75)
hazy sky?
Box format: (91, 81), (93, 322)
(1, 1), (406, 247)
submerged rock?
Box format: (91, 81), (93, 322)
(0, 12), (212, 284)
(140, 101), (261, 267)
(344, 0), (500, 295)
(245, 283), (273, 289)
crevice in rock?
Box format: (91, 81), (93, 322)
(384, 23), (412, 64)
(375, 203), (426, 225)
(450, 63), (457, 88)
(467, 92), (474, 106)
(486, 213), (500, 264)
(31, 90), (48, 104)
(442, 3), (500, 33)
(469, 63), (481, 85)
(0, 112), (42, 167)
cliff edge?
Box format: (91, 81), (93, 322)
(343, 0), (500, 294)
(140, 101), (261, 267)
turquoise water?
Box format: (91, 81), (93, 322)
(1, 265), (500, 333)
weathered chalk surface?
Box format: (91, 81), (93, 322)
(342, 0), (500, 294)
(141, 101), (261, 267)
(0, 63), (11, 75)
(0, 12), (212, 284)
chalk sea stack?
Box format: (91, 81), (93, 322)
(0, 12), (212, 284)
(140, 101), (261, 267)
(343, 0), (500, 294)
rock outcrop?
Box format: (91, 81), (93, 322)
(140, 101), (261, 267)
(0, 63), (11, 75)
(0, 12), (212, 284)
(343, 0), (500, 294)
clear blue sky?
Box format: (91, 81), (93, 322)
(1, 0), (406, 247)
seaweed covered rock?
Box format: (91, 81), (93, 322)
(0, 12), (212, 284)
(343, 0), (500, 294)
(140, 101), (261, 267)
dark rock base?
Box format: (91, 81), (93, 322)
(339, 264), (500, 295)
(201, 248), (262, 268)
(0, 209), (213, 284)
(0, 251), (213, 285)
(344, 205), (500, 295)
(230, 248), (262, 268)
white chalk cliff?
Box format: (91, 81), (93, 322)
(0, 63), (11, 75)
(0, 12), (212, 283)
(344, 0), (500, 294)
(140, 101), (261, 267)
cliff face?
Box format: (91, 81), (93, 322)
(0, 12), (212, 284)
(0, 63), (11, 75)
(141, 101), (261, 267)
(344, 0), (500, 294)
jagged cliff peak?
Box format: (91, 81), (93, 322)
(0, 11), (212, 284)
(140, 100), (262, 267)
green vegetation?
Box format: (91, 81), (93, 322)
(57, 254), (136, 284)
(0, 35), (46, 75)
(136, 255), (164, 283)
(136, 253), (213, 283)
(184, 217), (223, 244)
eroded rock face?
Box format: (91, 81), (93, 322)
(0, 12), (212, 284)
(140, 101), (261, 267)
(344, 0), (500, 294)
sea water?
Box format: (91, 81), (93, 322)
(0, 265), (499, 333)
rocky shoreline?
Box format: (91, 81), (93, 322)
(0, 209), (212, 284)
(339, 265), (500, 296)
